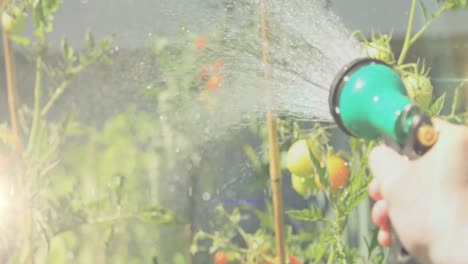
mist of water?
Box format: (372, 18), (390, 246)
(146, 0), (364, 147)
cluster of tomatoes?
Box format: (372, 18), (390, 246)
(195, 35), (225, 108)
(214, 251), (301, 264)
(286, 140), (349, 197)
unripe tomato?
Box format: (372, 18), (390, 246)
(291, 174), (315, 198)
(403, 73), (433, 110)
(365, 42), (393, 63)
(199, 89), (218, 108)
(214, 251), (228, 264)
(315, 156), (349, 193)
(1, 7), (26, 35)
(286, 140), (314, 178)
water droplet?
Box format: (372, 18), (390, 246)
(188, 187), (193, 197)
(81, 0), (88, 3)
(202, 192), (211, 201)
(148, 32), (153, 37)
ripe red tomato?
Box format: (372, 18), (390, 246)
(289, 255), (301, 264)
(214, 251), (228, 264)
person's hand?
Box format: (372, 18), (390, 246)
(368, 119), (468, 263)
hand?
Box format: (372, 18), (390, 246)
(368, 119), (468, 263)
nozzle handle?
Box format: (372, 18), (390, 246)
(383, 110), (438, 264)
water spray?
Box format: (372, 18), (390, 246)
(329, 58), (438, 264)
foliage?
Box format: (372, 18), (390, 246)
(0, 0), (466, 263)
(0, 0), (183, 263)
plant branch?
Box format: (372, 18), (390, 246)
(26, 55), (43, 155)
(410, 4), (450, 46)
(41, 79), (72, 116)
(398, 0), (418, 65)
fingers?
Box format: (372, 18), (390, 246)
(368, 145), (408, 199)
(369, 175), (392, 247)
(368, 179), (382, 201)
(378, 229), (392, 247)
(372, 200), (390, 231)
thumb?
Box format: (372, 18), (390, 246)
(368, 145), (409, 198)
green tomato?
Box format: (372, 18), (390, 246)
(364, 35), (394, 64)
(291, 174), (315, 198)
(286, 140), (314, 177)
(403, 73), (433, 110)
(1, 8), (26, 35)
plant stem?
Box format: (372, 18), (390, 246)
(260, 1), (286, 264)
(26, 50), (44, 155)
(397, 0), (418, 65)
(409, 4), (450, 46)
(41, 79), (71, 116)
(186, 165), (198, 264)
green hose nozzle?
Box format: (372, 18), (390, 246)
(329, 58), (437, 153)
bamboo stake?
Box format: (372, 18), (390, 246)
(259, 1), (286, 264)
(1, 5), (31, 263)
(1, 10), (23, 153)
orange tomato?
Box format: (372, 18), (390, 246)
(213, 60), (224, 71)
(205, 74), (223, 90)
(315, 156), (349, 192)
(214, 251), (228, 264)
(196, 36), (207, 51)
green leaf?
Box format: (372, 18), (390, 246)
(429, 93), (446, 116)
(137, 206), (183, 225)
(85, 30), (95, 50)
(451, 83), (465, 115)
(61, 38), (76, 63)
(287, 204), (324, 222)
(419, 0), (429, 19)
(437, 0), (468, 9)
(9, 35), (30, 46)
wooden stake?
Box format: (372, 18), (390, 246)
(2, 8), (31, 263)
(260, 1), (286, 264)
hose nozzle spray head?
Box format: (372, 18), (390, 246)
(329, 58), (437, 157)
